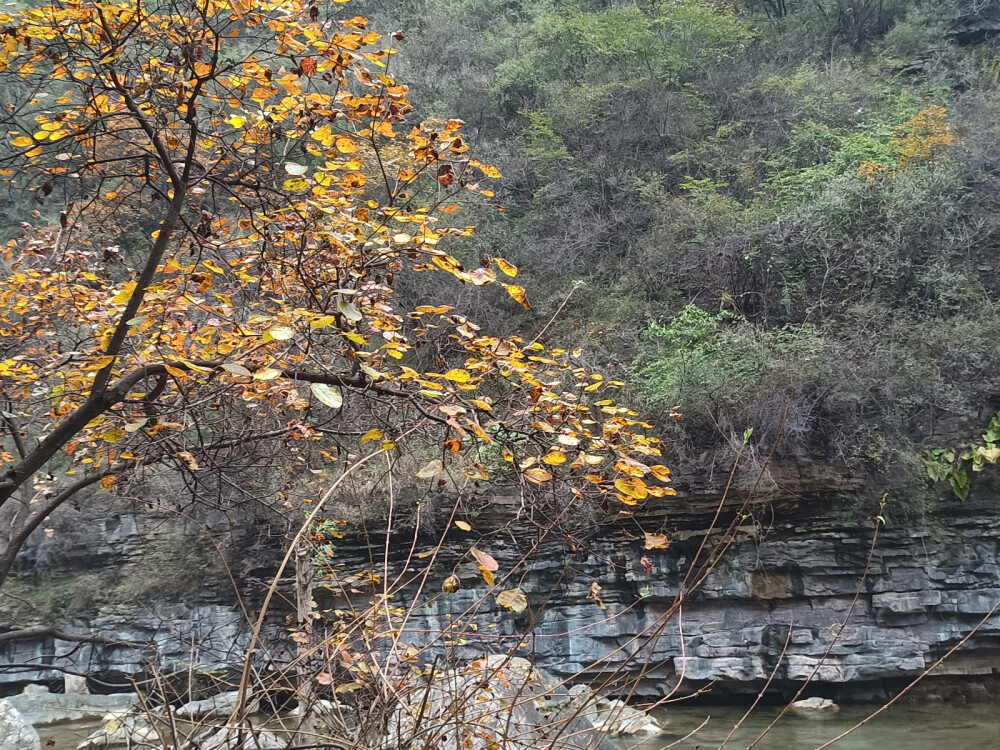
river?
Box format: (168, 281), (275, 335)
(36, 703), (1000, 749)
(630, 703), (1000, 749)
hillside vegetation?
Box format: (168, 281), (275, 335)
(343, 0), (1000, 500)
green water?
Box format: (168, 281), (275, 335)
(629, 704), (1000, 749)
(37, 704), (1000, 749)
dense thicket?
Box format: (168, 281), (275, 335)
(329, 0), (1000, 501)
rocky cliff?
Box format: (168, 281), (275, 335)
(3, 467), (1000, 704)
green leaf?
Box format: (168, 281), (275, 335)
(950, 468), (970, 501)
(269, 325), (294, 341)
(310, 382), (343, 409)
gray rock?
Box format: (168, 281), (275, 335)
(588, 699), (663, 736)
(5, 689), (138, 726)
(789, 697), (839, 712)
(0, 699), (41, 750)
(175, 690), (240, 720)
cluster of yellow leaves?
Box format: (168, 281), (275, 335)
(857, 105), (955, 183)
(0, 0), (670, 513)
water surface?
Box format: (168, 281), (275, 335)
(38, 703), (1000, 749)
(627, 703), (1000, 749)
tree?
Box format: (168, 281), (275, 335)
(0, 0), (672, 589)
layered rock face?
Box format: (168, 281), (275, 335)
(3, 478), (1000, 703)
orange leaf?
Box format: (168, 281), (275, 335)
(524, 467), (553, 485)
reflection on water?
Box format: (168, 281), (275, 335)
(37, 703), (1000, 749)
(625, 703), (1000, 750)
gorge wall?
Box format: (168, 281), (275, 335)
(3, 466), (1000, 704)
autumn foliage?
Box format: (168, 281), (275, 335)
(0, 0), (672, 584)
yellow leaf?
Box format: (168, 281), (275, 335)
(103, 427), (124, 443)
(111, 281), (136, 305)
(497, 588), (528, 613)
(444, 369), (470, 383)
(269, 325), (294, 340)
(541, 451), (566, 466)
(442, 574), (461, 593)
(10, 136), (33, 148)
(644, 532), (670, 550)
(479, 566), (495, 586)
(99, 475), (116, 491)
(614, 477), (649, 500)
(254, 367), (283, 381)
(494, 257), (518, 277)
(335, 137), (358, 153)
(523, 467), (553, 485)
(310, 315), (337, 329)
(454, 520), (472, 532)
(649, 464), (672, 482)
(360, 428), (383, 444)
(503, 284), (530, 309)
(417, 459), (444, 479)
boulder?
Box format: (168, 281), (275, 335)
(64, 674), (90, 694)
(789, 697), (839, 713)
(588, 698), (663, 736)
(6, 685), (138, 726)
(175, 690), (241, 720)
(0, 699), (41, 750)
